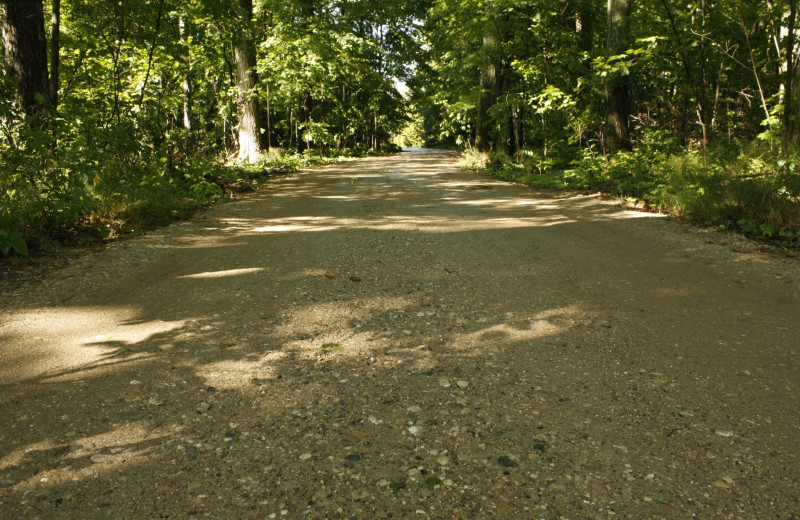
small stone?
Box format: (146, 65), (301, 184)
(129, 380), (142, 385)
(456, 380), (469, 388)
(437, 456), (449, 466)
(351, 489), (370, 501)
(345, 454), (362, 463)
(350, 276), (362, 282)
(408, 426), (422, 435)
(299, 453), (312, 460)
(90, 455), (108, 463)
(407, 405), (422, 413)
(439, 379), (451, 388)
(196, 402), (211, 413)
(498, 456), (518, 468)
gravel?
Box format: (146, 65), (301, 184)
(1, 150), (799, 519)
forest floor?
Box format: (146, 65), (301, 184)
(1, 150), (799, 520)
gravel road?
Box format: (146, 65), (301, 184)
(1, 150), (799, 519)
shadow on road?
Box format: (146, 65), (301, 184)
(1, 151), (798, 518)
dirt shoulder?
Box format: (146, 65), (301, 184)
(1, 150), (799, 519)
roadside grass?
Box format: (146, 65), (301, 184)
(1, 147), (383, 259)
(459, 143), (800, 248)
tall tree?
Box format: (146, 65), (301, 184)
(784, 0), (799, 149)
(49, 0), (60, 116)
(1, 0), (51, 123)
(234, 0), (263, 163)
(476, 18), (500, 153)
(605, 0), (633, 151)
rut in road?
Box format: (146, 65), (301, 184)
(1, 150), (799, 519)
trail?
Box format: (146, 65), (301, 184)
(1, 150), (799, 519)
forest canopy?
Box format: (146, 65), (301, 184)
(2, 0), (799, 255)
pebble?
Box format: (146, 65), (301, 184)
(456, 380), (469, 388)
(498, 456), (518, 468)
(408, 426), (422, 435)
(299, 453), (312, 460)
(351, 489), (370, 501)
(280, 480), (301, 491)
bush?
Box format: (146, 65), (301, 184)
(470, 141), (800, 245)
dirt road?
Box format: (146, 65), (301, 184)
(1, 150), (799, 519)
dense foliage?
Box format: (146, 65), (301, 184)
(412, 0), (800, 242)
(0, 0), (425, 252)
(2, 0), (799, 255)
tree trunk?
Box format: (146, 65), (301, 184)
(476, 21), (500, 153)
(694, 0), (713, 153)
(575, 0), (594, 53)
(784, 0), (799, 150)
(1, 0), (50, 123)
(138, 0), (166, 109)
(179, 14), (192, 131)
(49, 0), (60, 116)
(605, 0), (633, 151)
(297, 93), (312, 153)
(234, 0), (262, 163)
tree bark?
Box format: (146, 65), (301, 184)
(179, 14), (192, 131)
(49, 0), (60, 116)
(234, 0), (262, 163)
(575, 0), (594, 53)
(784, 0), (799, 149)
(605, 0), (633, 151)
(1, 0), (50, 123)
(476, 21), (500, 153)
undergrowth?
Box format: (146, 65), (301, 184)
(1, 140), (373, 256)
(460, 142), (800, 247)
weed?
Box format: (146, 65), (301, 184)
(423, 476), (443, 489)
(320, 343), (343, 352)
(0, 216), (28, 256)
